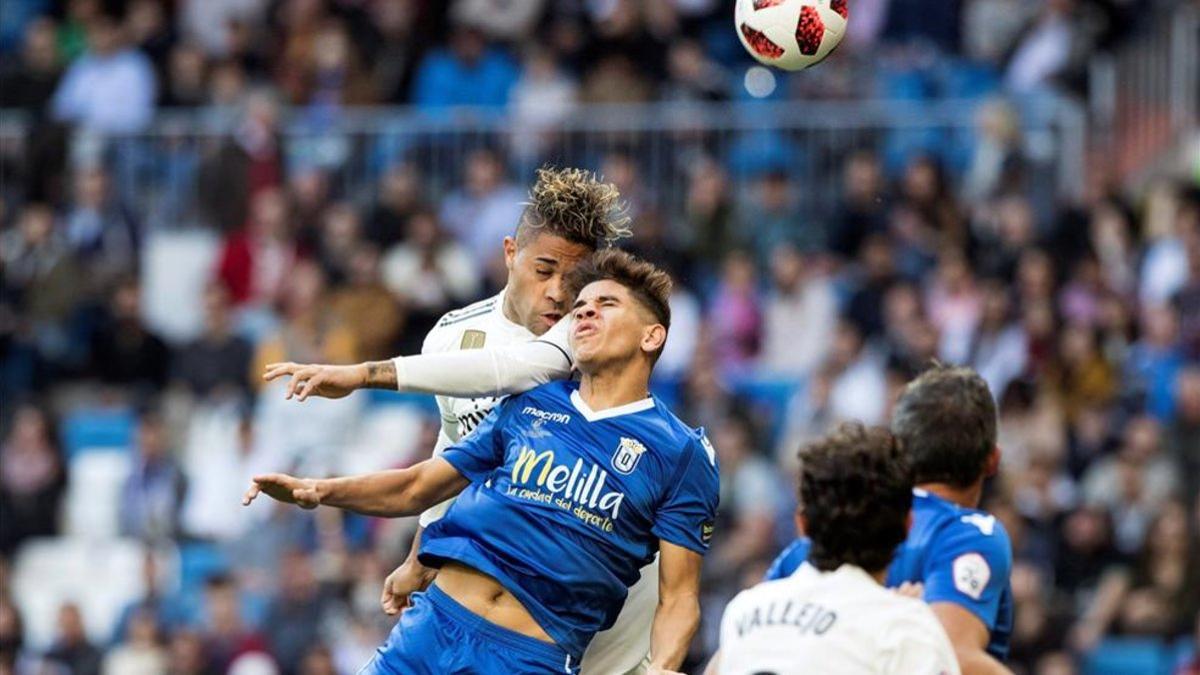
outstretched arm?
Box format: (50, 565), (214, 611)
(241, 457), (469, 518)
(262, 338), (571, 401)
(648, 540), (704, 674)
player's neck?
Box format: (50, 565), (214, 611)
(577, 367), (652, 412)
(917, 481), (983, 509)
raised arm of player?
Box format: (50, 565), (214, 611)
(261, 318), (573, 401)
(241, 457), (469, 518)
(648, 540), (704, 674)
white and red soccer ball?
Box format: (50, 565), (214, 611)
(735, 0), (848, 71)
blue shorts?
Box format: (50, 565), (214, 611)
(358, 584), (579, 675)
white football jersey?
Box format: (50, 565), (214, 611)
(415, 290), (654, 675)
(718, 564), (960, 675)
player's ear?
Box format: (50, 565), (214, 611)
(503, 235), (518, 272)
(641, 323), (667, 355)
(985, 445), (1001, 477)
(794, 509), (808, 537)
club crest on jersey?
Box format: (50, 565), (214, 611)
(612, 437), (648, 475)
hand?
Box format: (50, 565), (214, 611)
(262, 362), (366, 401)
(380, 560), (437, 615)
(894, 581), (924, 599)
(242, 473), (324, 509)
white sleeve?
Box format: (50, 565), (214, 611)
(884, 612), (962, 675)
(417, 427), (459, 528)
(392, 318), (574, 397)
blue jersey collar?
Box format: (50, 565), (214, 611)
(569, 389), (655, 422)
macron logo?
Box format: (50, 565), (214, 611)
(523, 406), (571, 425)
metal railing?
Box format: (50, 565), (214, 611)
(1089, 3), (1200, 182)
(0, 97), (1087, 229)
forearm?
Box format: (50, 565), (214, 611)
(361, 360), (398, 389)
(392, 340), (570, 398)
(956, 646), (1014, 675)
(649, 593), (701, 670)
(319, 469), (431, 517)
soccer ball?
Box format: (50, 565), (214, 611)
(735, 0), (848, 71)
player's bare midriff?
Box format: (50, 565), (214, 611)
(434, 561), (555, 643)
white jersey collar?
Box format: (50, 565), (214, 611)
(570, 389), (655, 422)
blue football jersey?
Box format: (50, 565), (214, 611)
(762, 488), (1014, 660)
(420, 380), (721, 660)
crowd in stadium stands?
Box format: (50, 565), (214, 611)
(1, 1), (1199, 675)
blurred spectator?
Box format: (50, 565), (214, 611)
(251, 260), (357, 385)
(0, 17), (62, 112)
(449, 0), (545, 43)
(0, 404), (66, 555)
(1173, 233), (1200, 360)
(64, 165), (139, 283)
(263, 551), (336, 674)
(380, 209), (480, 347)
(0, 598), (32, 672)
(900, 155), (964, 247)
(215, 187), (298, 309)
(297, 643), (336, 675)
(411, 25), (519, 109)
(199, 576), (269, 674)
(1125, 305), (1186, 421)
(330, 246), (403, 362)
(181, 0), (267, 57)
(844, 234), (899, 339)
(315, 202), (364, 286)
(89, 276), (170, 394)
(964, 100), (1027, 203)
(927, 248), (983, 364)
(661, 39), (726, 102)
(51, 11), (157, 133)
(437, 149), (525, 264)
(165, 628), (210, 675)
(1004, 0), (1088, 95)
(199, 90), (284, 232)
(102, 607), (167, 675)
(119, 410), (187, 542)
(708, 251), (762, 372)
(125, 0), (173, 75)
(825, 320), (889, 426)
(829, 151), (888, 260)
(363, 165), (421, 250)
(1082, 416), (1179, 553)
(736, 171), (811, 265)
(279, 18), (376, 108)
(1169, 368), (1200, 503)
(965, 279), (1029, 397)
(171, 282), (253, 403)
(113, 552), (176, 645)
(683, 158), (736, 271)
(45, 603), (101, 675)
(758, 246), (836, 378)
(510, 47), (578, 163)
(1045, 323), (1117, 423)
(161, 42), (208, 108)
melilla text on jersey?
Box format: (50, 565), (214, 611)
(504, 445), (628, 533)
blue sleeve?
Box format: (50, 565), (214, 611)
(922, 515), (1013, 631)
(652, 433), (720, 554)
(439, 397), (513, 482)
(764, 538), (810, 581)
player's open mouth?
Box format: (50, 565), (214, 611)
(542, 312), (563, 325)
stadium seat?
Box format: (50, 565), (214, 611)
(59, 408), (135, 459)
(11, 538), (177, 650)
(63, 451), (131, 538)
(177, 541), (230, 593)
(1083, 638), (1173, 675)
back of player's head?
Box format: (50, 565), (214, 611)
(891, 365), (997, 489)
(516, 166), (631, 250)
(798, 422), (913, 574)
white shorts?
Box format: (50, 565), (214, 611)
(580, 557), (658, 675)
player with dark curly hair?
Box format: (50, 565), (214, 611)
(763, 365), (1014, 675)
(711, 422), (959, 674)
